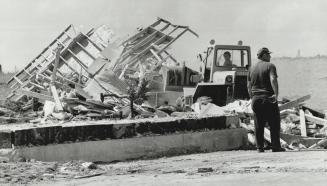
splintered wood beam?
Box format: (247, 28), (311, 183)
(13, 76), (23, 85)
(163, 51), (178, 63)
(279, 95), (311, 111)
(23, 69), (32, 77)
(50, 85), (63, 111)
(40, 53), (50, 62)
(305, 114), (327, 126)
(56, 39), (66, 47)
(28, 81), (46, 90)
(299, 109), (307, 137)
(78, 66), (83, 84)
(16, 89), (54, 102)
(309, 138), (327, 149)
(150, 49), (163, 62)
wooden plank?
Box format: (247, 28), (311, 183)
(309, 137), (327, 149)
(51, 45), (63, 84)
(16, 89), (54, 102)
(56, 39), (66, 47)
(240, 123), (289, 148)
(279, 95), (311, 111)
(163, 51), (178, 64)
(23, 69), (32, 77)
(305, 114), (327, 126)
(302, 105), (325, 118)
(28, 82), (46, 90)
(150, 49), (163, 62)
(50, 85), (63, 111)
(306, 123), (317, 129)
(13, 76), (23, 85)
(263, 128), (289, 148)
(299, 109), (307, 137)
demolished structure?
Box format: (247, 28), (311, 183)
(1, 18), (327, 163)
(5, 18), (199, 120)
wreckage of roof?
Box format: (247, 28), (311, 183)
(5, 18), (198, 114)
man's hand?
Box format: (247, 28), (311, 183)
(268, 94), (278, 103)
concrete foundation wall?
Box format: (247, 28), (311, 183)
(1, 115), (238, 148)
(11, 128), (247, 162)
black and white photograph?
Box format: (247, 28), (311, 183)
(0, 0), (326, 185)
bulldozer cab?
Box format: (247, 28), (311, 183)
(193, 44), (251, 106)
(202, 45), (251, 82)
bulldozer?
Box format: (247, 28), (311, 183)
(146, 40), (251, 107)
(188, 40), (251, 106)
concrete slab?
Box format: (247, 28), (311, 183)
(1, 115), (238, 148)
(8, 128), (247, 162)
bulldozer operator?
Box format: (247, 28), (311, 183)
(223, 51), (236, 67)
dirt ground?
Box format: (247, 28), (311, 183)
(1, 149), (327, 185)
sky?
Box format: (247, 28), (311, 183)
(0, 0), (327, 72)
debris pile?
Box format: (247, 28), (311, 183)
(235, 95), (327, 150)
(0, 160), (104, 185)
(2, 18), (202, 124)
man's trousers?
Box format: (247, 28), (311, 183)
(251, 95), (281, 150)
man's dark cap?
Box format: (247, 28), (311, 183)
(257, 47), (272, 58)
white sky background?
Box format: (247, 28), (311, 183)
(0, 0), (327, 72)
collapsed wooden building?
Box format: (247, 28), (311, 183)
(5, 18), (199, 115)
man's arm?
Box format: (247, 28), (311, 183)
(270, 64), (279, 99)
(247, 71), (252, 98)
(247, 80), (252, 98)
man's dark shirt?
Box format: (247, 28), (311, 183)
(248, 61), (277, 96)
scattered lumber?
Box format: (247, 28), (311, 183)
(309, 137), (327, 149)
(299, 109), (307, 137)
(279, 95), (311, 111)
(240, 123), (290, 149)
(305, 114), (327, 127)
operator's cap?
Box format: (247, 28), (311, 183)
(257, 47), (272, 58)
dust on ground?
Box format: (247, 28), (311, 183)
(1, 150), (327, 185)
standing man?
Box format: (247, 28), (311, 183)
(247, 47), (285, 153)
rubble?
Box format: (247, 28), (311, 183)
(2, 18), (203, 125)
(236, 94), (327, 149)
(1, 17), (326, 154)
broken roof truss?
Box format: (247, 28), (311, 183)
(111, 17), (199, 80)
(6, 18), (198, 110)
